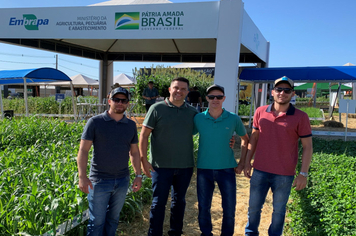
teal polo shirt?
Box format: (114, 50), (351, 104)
(143, 98), (198, 168)
(194, 108), (246, 169)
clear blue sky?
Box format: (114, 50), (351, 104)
(0, 0), (355, 80)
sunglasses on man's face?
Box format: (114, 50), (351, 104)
(274, 87), (293, 94)
(207, 95), (224, 100)
(111, 97), (129, 104)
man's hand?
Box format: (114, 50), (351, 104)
(132, 177), (142, 192)
(78, 176), (93, 194)
(235, 164), (244, 174)
(229, 136), (235, 149)
(292, 174), (308, 190)
(142, 161), (155, 178)
(244, 162), (252, 179)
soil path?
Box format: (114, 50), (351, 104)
(119, 114), (356, 235)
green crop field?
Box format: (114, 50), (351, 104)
(286, 138), (356, 235)
(0, 117), (152, 235)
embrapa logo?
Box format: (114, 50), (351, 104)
(9, 14), (49, 30)
(115, 12), (139, 30)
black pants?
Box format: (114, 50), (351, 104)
(146, 104), (153, 112)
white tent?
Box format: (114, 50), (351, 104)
(113, 73), (136, 86)
(70, 74), (99, 87)
(172, 63), (215, 68)
(45, 74), (99, 88)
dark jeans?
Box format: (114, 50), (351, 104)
(87, 176), (130, 236)
(148, 167), (194, 236)
(197, 168), (236, 236)
(245, 169), (294, 236)
(146, 104), (153, 112)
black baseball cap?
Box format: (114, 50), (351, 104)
(206, 84), (225, 95)
(110, 87), (129, 99)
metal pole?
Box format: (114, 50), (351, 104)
(345, 101), (349, 142)
(235, 80), (240, 115)
(249, 83), (256, 128)
(24, 77), (29, 117)
(70, 82), (78, 121)
(0, 85), (4, 119)
(338, 83), (342, 122)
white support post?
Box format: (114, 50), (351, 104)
(214, 0), (244, 114)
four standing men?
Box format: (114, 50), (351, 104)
(77, 76), (313, 236)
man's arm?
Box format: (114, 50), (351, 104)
(130, 143), (142, 192)
(235, 134), (249, 174)
(198, 97), (203, 107)
(292, 136), (313, 191)
(244, 128), (260, 178)
(77, 139), (93, 194)
(139, 126), (155, 178)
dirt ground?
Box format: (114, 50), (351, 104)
(119, 114), (356, 235)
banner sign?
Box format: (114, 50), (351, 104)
(0, 2), (219, 39)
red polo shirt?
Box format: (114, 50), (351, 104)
(252, 104), (312, 176)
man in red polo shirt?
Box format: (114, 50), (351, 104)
(244, 76), (313, 236)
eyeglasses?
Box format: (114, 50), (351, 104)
(111, 98), (129, 104)
(274, 87), (293, 94)
(207, 95), (224, 100)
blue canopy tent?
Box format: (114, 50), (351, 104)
(238, 66), (356, 125)
(239, 66), (356, 83)
(0, 68), (77, 119)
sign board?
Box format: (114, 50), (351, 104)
(0, 2), (219, 39)
(339, 99), (356, 114)
(55, 93), (65, 102)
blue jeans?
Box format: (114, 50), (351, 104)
(148, 167), (193, 236)
(245, 169), (294, 236)
(87, 176), (130, 236)
(197, 168), (236, 236)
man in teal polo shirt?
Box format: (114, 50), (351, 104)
(194, 84), (249, 236)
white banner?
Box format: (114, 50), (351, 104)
(0, 2), (219, 39)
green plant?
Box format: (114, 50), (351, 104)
(285, 138), (356, 236)
(0, 117), (152, 235)
(298, 107), (324, 125)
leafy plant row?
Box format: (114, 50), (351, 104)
(0, 117), (152, 235)
(286, 138), (356, 236)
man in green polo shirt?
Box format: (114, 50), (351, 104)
(194, 84), (249, 236)
(139, 77), (198, 236)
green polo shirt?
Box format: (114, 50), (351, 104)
(194, 108), (246, 169)
(143, 98), (198, 168)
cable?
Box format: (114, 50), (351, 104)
(0, 59), (55, 65)
(58, 64), (99, 79)
(58, 58), (98, 69)
(0, 52), (54, 58)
